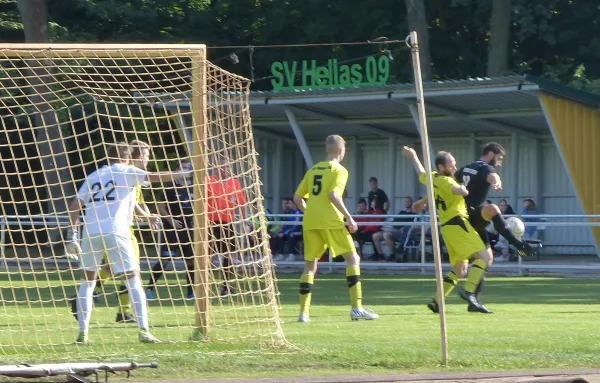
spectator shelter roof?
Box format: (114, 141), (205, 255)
(244, 74), (600, 141)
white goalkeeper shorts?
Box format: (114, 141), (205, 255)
(80, 233), (139, 274)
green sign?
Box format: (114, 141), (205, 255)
(270, 55), (390, 91)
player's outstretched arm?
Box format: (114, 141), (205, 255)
(412, 197), (428, 213)
(135, 203), (161, 231)
(452, 184), (469, 196)
(402, 146), (426, 176)
(146, 169), (192, 184)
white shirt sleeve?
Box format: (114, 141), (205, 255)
(124, 166), (149, 187)
(76, 180), (91, 203)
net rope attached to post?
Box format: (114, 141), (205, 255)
(0, 44), (286, 357)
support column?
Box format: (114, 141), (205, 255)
(285, 108), (314, 168)
(510, 133), (519, 210)
(349, 136), (359, 208)
(388, 136), (398, 213)
(470, 134), (478, 162)
(273, 138), (283, 212)
(531, 139), (541, 211)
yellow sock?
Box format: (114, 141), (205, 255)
(299, 274), (314, 315)
(443, 271), (459, 297)
(464, 259), (488, 293)
(346, 265), (362, 309)
(117, 284), (131, 313)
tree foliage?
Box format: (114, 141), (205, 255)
(2, 0), (597, 87)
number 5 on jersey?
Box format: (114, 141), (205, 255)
(312, 175), (323, 195)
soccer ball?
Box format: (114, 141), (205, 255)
(506, 217), (525, 239)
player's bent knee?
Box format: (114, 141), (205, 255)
(303, 259), (318, 274)
(452, 262), (468, 278)
(481, 204), (501, 221)
(475, 249), (493, 265)
(342, 251), (360, 266)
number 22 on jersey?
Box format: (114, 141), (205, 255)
(89, 180), (117, 203)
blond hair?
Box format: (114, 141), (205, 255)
(325, 135), (345, 153)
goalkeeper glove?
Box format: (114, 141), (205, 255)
(65, 228), (82, 260)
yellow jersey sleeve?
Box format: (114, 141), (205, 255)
(136, 185), (144, 204)
(295, 172), (309, 198)
(436, 176), (459, 200)
(329, 166), (348, 196)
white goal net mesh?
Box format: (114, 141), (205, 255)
(0, 45), (285, 357)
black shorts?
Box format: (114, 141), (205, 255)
(161, 228), (194, 258)
(212, 223), (236, 255)
(467, 206), (491, 247)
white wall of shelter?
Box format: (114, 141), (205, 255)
(255, 134), (593, 256)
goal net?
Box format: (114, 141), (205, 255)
(0, 44), (285, 357)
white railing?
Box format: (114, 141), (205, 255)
(265, 213), (600, 275)
(1, 214), (599, 274)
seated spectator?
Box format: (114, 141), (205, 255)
(272, 198), (303, 262)
(499, 198), (515, 215)
(353, 198), (385, 260)
(521, 198), (540, 239)
(373, 196), (414, 261)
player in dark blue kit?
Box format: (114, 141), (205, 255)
(456, 143), (540, 314)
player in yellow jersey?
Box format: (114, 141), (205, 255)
(70, 140), (161, 323)
(293, 135), (379, 322)
(402, 146), (492, 313)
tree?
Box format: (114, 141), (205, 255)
(18, 0), (74, 243)
(487, 0), (512, 76)
(404, 0), (433, 81)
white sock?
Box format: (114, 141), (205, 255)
(125, 274), (149, 331)
(77, 279), (96, 333)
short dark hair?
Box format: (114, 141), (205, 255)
(284, 197), (293, 202)
(106, 142), (131, 163)
(369, 177), (378, 184)
(130, 140), (150, 159)
(358, 198), (367, 205)
(405, 196), (413, 201)
(435, 151), (451, 170)
(482, 142), (505, 156)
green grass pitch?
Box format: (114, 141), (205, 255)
(2, 272), (600, 381)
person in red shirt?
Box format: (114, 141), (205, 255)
(206, 159), (248, 296)
(353, 198), (385, 260)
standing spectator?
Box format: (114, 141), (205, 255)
(146, 159), (195, 300)
(272, 198), (303, 262)
(521, 198), (540, 239)
(207, 159), (248, 296)
(372, 196), (414, 261)
(367, 177), (390, 213)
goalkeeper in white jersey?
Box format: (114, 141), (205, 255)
(69, 140), (160, 323)
(66, 142), (191, 344)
